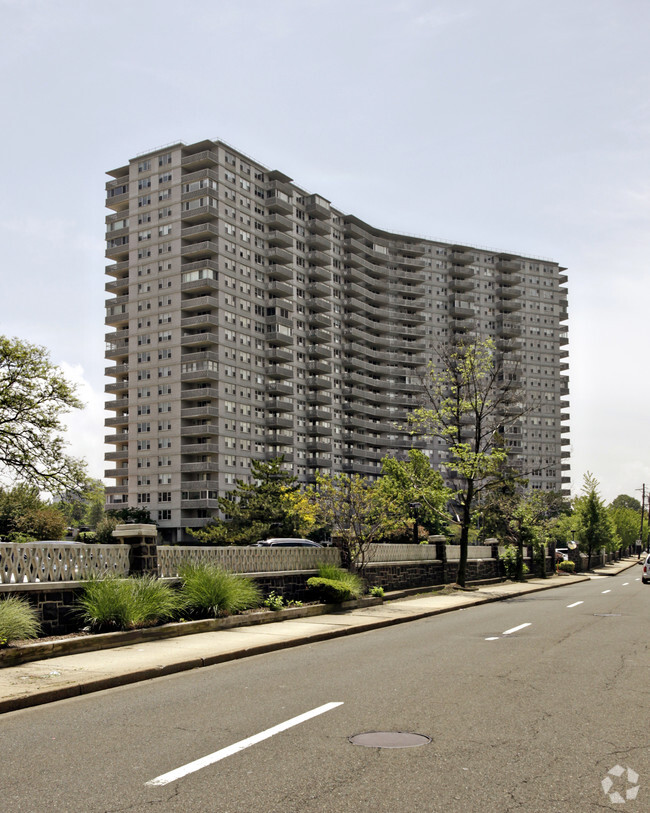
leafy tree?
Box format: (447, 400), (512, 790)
(189, 457), (306, 546)
(56, 478), (106, 529)
(106, 506), (153, 524)
(0, 484), (66, 541)
(608, 505), (645, 550)
(574, 473), (619, 568)
(306, 472), (387, 572)
(0, 336), (86, 492)
(407, 338), (528, 586)
(376, 449), (451, 538)
(610, 494), (641, 512)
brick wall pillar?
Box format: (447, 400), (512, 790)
(112, 524), (159, 577)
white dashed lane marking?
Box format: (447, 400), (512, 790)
(146, 702), (344, 787)
(502, 623), (531, 635)
(567, 601), (583, 608)
(602, 589), (611, 594)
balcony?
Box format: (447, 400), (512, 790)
(306, 233), (331, 252)
(180, 150), (219, 171)
(496, 258), (522, 273)
(265, 414), (293, 429)
(450, 251), (474, 266)
(181, 332), (219, 348)
(267, 279), (293, 298)
(267, 230), (293, 249)
(181, 204), (220, 224)
(181, 313), (219, 330)
(307, 265), (330, 283)
(306, 391), (332, 406)
(265, 397), (294, 412)
(265, 194), (292, 215)
(306, 281), (330, 298)
(304, 195), (330, 219)
(449, 264), (475, 280)
(266, 362), (293, 379)
(306, 250), (330, 267)
(307, 407), (331, 422)
(181, 406), (219, 420)
(307, 329), (330, 344)
(306, 359), (330, 375)
(267, 381), (293, 397)
(266, 246), (292, 265)
(181, 424), (219, 437)
(105, 278), (129, 295)
(307, 344), (331, 359)
(497, 274), (522, 288)
(105, 363), (129, 377)
(266, 346), (293, 364)
(181, 295), (220, 312)
(307, 312), (331, 329)
(266, 325), (293, 346)
(181, 442), (220, 455)
(181, 278), (219, 295)
(267, 263), (293, 281)
(266, 212), (293, 232)
(180, 241), (219, 260)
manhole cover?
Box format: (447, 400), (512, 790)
(594, 613), (621, 617)
(348, 731), (431, 748)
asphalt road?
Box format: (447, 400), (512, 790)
(3, 569), (647, 813)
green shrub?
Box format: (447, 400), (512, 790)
(179, 564), (261, 618)
(317, 563), (364, 598)
(558, 560), (575, 572)
(307, 577), (353, 603)
(0, 596), (41, 646)
(498, 545), (529, 579)
(369, 585), (385, 598)
(77, 575), (182, 631)
(264, 591), (285, 611)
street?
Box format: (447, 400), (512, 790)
(2, 568), (647, 812)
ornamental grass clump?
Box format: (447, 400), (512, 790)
(0, 596), (41, 646)
(77, 575), (182, 631)
(179, 563), (262, 618)
(317, 563), (365, 598)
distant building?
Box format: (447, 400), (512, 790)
(105, 139), (569, 541)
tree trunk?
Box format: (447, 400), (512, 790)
(457, 486), (473, 588)
(515, 539), (525, 581)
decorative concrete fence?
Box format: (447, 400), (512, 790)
(0, 542), (129, 584)
(157, 545), (340, 578)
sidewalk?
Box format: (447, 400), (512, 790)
(0, 558), (637, 715)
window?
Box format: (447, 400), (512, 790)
(158, 188), (171, 201)
(138, 160), (151, 173)
(138, 178), (151, 190)
(158, 456), (172, 466)
(158, 153), (172, 166)
(137, 493), (150, 504)
(158, 492), (172, 502)
(138, 195), (151, 208)
(158, 509), (172, 520)
(159, 172), (172, 184)
(158, 366), (172, 377)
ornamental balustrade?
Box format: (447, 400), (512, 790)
(0, 543), (130, 584)
(157, 545), (340, 578)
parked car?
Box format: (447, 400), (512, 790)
(642, 554), (650, 584)
(252, 538), (322, 548)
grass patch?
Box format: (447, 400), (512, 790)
(179, 564), (262, 618)
(0, 596), (41, 646)
(76, 575), (182, 631)
(316, 563), (365, 598)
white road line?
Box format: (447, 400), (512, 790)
(146, 702), (344, 787)
(502, 623), (531, 635)
(622, 582), (629, 586)
(567, 601), (583, 608)
(485, 636), (499, 641)
(636, 578), (640, 581)
(601, 589), (611, 594)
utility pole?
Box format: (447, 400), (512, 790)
(639, 484), (646, 559)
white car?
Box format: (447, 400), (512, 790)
(642, 554), (650, 584)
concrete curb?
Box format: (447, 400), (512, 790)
(0, 562), (637, 715)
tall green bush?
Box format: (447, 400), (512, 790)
(0, 596), (41, 645)
(179, 564), (262, 618)
(76, 575), (182, 631)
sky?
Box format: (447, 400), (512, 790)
(1, 0), (649, 503)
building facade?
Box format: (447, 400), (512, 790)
(105, 139), (569, 541)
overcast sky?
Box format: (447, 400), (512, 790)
(1, 0), (648, 503)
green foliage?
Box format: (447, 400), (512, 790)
(306, 473), (385, 571)
(499, 544), (529, 580)
(407, 338), (527, 587)
(557, 560), (575, 572)
(0, 335), (87, 492)
(611, 494), (642, 512)
(609, 505), (646, 548)
(574, 473), (620, 561)
(0, 483), (67, 541)
(56, 478), (106, 529)
(94, 516), (118, 544)
(377, 450), (451, 536)
(76, 576), (181, 631)
(106, 506), (153, 524)
(317, 563), (364, 597)
(263, 591), (303, 611)
(188, 457), (306, 546)
(369, 585), (385, 598)
(178, 564), (261, 618)
(307, 577), (354, 603)
(0, 596), (41, 645)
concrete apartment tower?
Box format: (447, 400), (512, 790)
(105, 139), (569, 542)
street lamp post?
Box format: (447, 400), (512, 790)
(409, 502), (421, 546)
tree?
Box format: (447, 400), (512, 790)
(189, 457), (306, 546)
(609, 504), (646, 550)
(574, 473), (619, 568)
(407, 338), (528, 586)
(611, 494), (641, 513)
(376, 449), (451, 538)
(56, 478), (106, 529)
(0, 336), (86, 492)
(0, 483), (66, 541)
(306, 472), (387, 571)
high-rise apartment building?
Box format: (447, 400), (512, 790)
(105, 139), (569, 541)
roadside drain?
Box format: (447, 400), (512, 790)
(349, 732), (431, 748)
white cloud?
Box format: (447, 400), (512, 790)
(59, 363), (106, 481)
